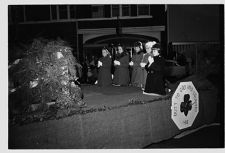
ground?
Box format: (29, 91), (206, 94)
(144, 124), (223, 148)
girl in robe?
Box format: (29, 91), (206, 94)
(129, 41), (144, 88)
(140, 41), (156, 90)
(97, 48), (112, 87)
(143, 43), (166, 96)
(113, 44), (130, 86)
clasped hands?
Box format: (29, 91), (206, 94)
(140, 56), (154, 68)
(148, 56), (154, 65)
(129, 61), (134, 66)
(114, 60), (121, 66)
(98, 61), (103, 67)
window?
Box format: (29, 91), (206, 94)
(25, 5), (50, 21)
(9, 5), (24, 23)
(51, 5), (57, 20)
(70, 5), (76, 19)
(122, 5), (130, 16)
(92, 5), (104, 18)
(112, 5), (119, 17)
(59, 5), (68, 19)
(130, 5), (137, 16)
(138, 5), (150, 16)
(111, 5), (150, 18)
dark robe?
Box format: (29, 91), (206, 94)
(113, 52), (130, 86)
(144, 56), (166, 95)
(131, 51), (144, 87)
(98, 55), (112, 87)
(141, 53), (151, 88)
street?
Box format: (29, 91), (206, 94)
(144, 124), (223, 148)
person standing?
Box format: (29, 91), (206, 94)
(143, 43), (166, 96)
(113, 44), (130, 86)
(140, 41), (156, 90)
(97, 48), (112, 87)
(129, 41), (144, 88)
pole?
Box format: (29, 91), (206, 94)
(75, 6), (79, 62)
(76, 20), (79, 62)
(166, 4), (169, 57)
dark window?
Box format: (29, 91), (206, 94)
(92, 5), (104, 18)
(9, 5), (24, 23)
(138, 5), (150, 15)
(104, 5), (111, 18)
(25, 5), (50, 21)
(130, 5), (137, 16)
(76, 5), (92, 19)
(122, 5), (130, 16)
(70, 5), (76, 19)
(51, 5), (57, 20)
(59, 5), (68, 19)
(112, 5), (119, 17)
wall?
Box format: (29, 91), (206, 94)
(168, 5), (221, 42)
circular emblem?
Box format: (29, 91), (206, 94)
(171, 81), (199, 130)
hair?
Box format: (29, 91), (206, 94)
(134, 41), (143, 50)
(117, 44), (125, 53)
(117, 43), (124, 49)
(102, 47), (110, 56)
(145, 41), (157, 49)
(152, 43), (161, 54)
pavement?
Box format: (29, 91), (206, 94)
(144, 123), (224, 148)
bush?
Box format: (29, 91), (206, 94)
(9, 38), (85, 117)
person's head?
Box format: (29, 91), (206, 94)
(152, 43), (161, 57)
(102, 47), (109, 57)
(134, 41), (143, 53)
(117, 44), (124, 54)
(145, 41), (156, 54)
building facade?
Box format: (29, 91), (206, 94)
(9, 5), (166, 62)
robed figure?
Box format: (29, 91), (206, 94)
(113, 45), (130, 86)
(97, 48), (112, 87)
(140, 41), (156, 90)
(129, 41), (144, 88)
(144, 43), (166, 95)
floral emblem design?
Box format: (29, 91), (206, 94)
(180, 94), (192, 116)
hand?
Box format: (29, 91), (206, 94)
(148, 56), (154, 64)
(129, 61), (134, 66)
(140, 62), (146, 68)
(98, 61), (102, 67)
(114, 60), (120, 65)
(114, 60), (118, 65)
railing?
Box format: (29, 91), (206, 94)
(168, 42), (220, 74)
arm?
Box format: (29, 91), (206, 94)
(145, 62), (150, 71)
(101, 57), (112, 68)
(133, 53), (143, 67)
(119, 55), (129, 67)
(148, 58), (165, 73)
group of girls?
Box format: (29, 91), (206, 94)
(97, 41), (166, 96)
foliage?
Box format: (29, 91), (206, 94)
(9, 38), (84, 117)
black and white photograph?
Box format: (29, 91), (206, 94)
(4, 0), (224, 150)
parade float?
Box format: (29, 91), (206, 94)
(8, 39), (220, 149)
